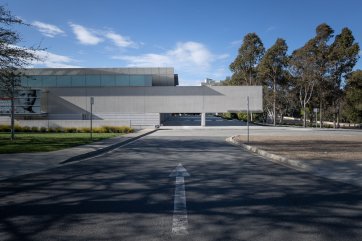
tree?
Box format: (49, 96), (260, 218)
(289, 39), (319, 127)
(258, 38), (289, 125)
(229, 33), (265, 86)
(328, 27), (360, 127)
(0, 5), (40, 140)
(343, 70), (362, 123)
(311, 23), (334, 128)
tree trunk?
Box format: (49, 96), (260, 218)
(11, 96), (15, 141)
(10, 82), (15, 141)
(319, 101), (322, 128)
(303, 103), (307, 128)
(273, 79), (276, 126)
(336, 103), (340, 128)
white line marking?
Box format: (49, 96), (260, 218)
(170, 163), (190, 235)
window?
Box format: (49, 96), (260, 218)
(27, 76), (42, 87)
(42, 76), (57, 87)
(144, 75), (152, 86)
(71, 75), (85, 86)
(20, 76), (28, 87)
(101, 75), (115, 86)
(130, 75), (145, 86)
(57, 76), (72, 87)
(86, 75), (101, 87)
(115, 75), (130, 86)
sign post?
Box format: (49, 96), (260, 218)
(247, 96), (250, 143)
(313, 108), (319, 128)
(90, 97), (94, 140)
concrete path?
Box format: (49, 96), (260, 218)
(0, 129), (156, 180)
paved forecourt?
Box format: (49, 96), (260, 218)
(0, 128), (362, 241)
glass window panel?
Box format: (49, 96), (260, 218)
(42, 75), (57, 87)
(57, 75), (72, 87)
(130, 75), (145, 86)
(101, 75), (115, 86)
(20, 76), (28, 87)
(144, 75), (152, 86)
(71, 75), (85, 87)
(86, 75), (101, 87)
(115, 75), (130, 86)
(27, 76), (42, 87)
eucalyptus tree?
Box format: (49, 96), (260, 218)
(0, 5), (40, 140)
(311, 23), (334, 128)
(343, 70), (362, 123)
(229, 33), (265, 86)
(289, 40), (319, 127)
(328, 27), (360, 127)
(258, 38), (288, 125)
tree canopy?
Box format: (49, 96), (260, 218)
(228, 23), (361, 126)
(0, 5), (41, 140)
(229, 33), (265, 86)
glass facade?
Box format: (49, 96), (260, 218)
(21, 74), (153, 88)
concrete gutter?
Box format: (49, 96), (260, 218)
(226, 136), (312, 172)
(60, 129), (158, 164)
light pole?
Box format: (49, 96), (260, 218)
(90, 97), (94, 140)
(247, 96), (250, 143)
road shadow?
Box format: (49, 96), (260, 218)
(0, 136), (362, 240)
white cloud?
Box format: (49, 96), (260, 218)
(69, 23), (103, 45)
(113, 41), (229, 85)
(32, 21), (65, 38)
(115, 41), (213, 69)
(105, 32), (136, 48)
(230, 39), (242, 46)
(68, 23), (138, 49)
(33, 50), (81, 68)
(266, 26), (276, 32)
(7, 45), (80, 68)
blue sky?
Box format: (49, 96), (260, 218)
(3, 0), (362, 85)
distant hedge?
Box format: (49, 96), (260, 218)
(0, 125), (133, 133)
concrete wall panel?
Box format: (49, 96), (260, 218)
(47, 86), (262, 115)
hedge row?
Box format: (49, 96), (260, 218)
(0, 125), (134, 133)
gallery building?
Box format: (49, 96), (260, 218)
(0, 67), (262, 128)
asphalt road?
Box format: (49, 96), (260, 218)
(1, 129), (362, 241)
(163, 115), (248, 126)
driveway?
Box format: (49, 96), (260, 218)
(1, 128), (362, 240)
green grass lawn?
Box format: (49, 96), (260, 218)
(0, 133), (119, 154)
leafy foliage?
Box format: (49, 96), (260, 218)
(229, 23), (360, 126)
(0, 5), (41, 140)
(343, 70), (362, 123)
(229, 33), (265, 86)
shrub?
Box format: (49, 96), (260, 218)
(103, 126), (114, 133)
(31, 126), (39, 132)
(100, 126), (133, 133)
(237, 112), (248, 121)
(55, 127), (64, 133)
(48, 127), (57, 133)
(22, 126), (31, 132)
(0, 124), (11, 132)
(93, 127), (106, 133)
(64, 127), (77, 133)
(222, 112), (233, 120)
(79, 127), (90, 133)
(40, 127), (47, 132)
(14, 125), (22, 132)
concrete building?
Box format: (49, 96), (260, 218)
(201, 78), (224, 86)
(0, 67), (262, 128)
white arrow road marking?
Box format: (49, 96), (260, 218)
(169, 163), (190, 235)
